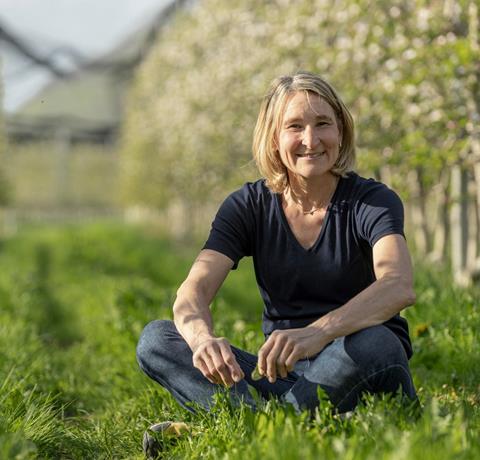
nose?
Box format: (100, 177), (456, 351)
(301, 125), (320, 150)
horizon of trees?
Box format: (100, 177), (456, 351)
(122, 1), (477, 283)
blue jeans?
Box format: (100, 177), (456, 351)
(136, 320), (417, 415)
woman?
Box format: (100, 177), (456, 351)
(137, 71), (417, 449)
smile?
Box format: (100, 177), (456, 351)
(296, 152), (325, 159)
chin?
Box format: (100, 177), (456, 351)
(295, 167), (333, 179)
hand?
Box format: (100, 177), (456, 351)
(191, 337), (245, 387)
(257, 326), (329, 383)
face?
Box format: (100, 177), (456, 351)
(276, 91), (342, 181)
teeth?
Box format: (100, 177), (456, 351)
(298, 152), (325, 158)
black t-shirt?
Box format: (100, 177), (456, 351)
(203, 171), (412, 358)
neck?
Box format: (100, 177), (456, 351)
(285, 172), (339, 212)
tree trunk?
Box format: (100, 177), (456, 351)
(466, 172), (478, 269)
(450, 164), (470, 286)
(429, 168), (450, 263)
(469, 162), (480, 279)
(407, 168), (431, 255)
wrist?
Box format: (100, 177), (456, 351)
(190, 332), (215, 353)
(308, 320), (335, 346)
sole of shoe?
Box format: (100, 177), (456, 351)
(143, 421), (190, 458)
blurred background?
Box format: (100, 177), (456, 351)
(2, 3), (480, 457)
(1, 0), (479, 284)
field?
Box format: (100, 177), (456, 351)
(0, 222), (479, 459)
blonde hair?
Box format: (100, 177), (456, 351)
(252, 71), (356, 193)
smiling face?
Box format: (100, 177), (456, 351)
(276, 91), (342, 181)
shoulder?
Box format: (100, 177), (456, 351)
(343, 172), (403, 207)
(345, 172), (405, 245)
(225, 179), (273, 209)
(230, 178), (271, 198)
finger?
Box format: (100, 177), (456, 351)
(218, 342), (244, 382)
(276, 342), (294, 378)
(193, 355), (219, 385)
(257, 337), (275, 377)
(284, 347), (304, 373)
(265, 339), (286, 383)
(197, 347), (224, 385)
(209, 346), (234, 387)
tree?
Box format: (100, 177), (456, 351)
(120, 0), (480, 283)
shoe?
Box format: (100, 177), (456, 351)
(143, 421), (190, 458)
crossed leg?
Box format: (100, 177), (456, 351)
(136, 320), (417, 415)
(282, 325), (417, 414)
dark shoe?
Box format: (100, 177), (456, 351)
(143, 421), (190, 458)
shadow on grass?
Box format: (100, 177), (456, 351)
(26, 244), (82, 347)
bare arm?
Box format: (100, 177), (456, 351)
(258, 234), (416, 382)
(173, 249), (232, 349)
(308, 233), (416, 341)
(173, 249), (244, 386)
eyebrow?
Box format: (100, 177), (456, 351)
(283, 115), (334, 125)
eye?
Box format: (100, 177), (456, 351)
(287, 124), (302, 130)
(316, 121), (330, 127)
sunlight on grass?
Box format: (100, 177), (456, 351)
(0, 223), (479, 458)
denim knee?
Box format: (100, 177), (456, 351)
(286, 325), (416, 414)
(136, 319), (176, 372)
(341, 325), (416, 401)
(344, 325), (410, 370)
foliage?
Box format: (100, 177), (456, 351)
(0, 222), (479, 458)
(121, 0), (480, 208)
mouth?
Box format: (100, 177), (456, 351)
(296, 152), (326, 159)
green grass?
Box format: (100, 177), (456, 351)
(0, 222), (479, 459)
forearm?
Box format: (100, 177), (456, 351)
(173, 278), (244, 387)
(309, 275), (416, 343)
(173, 281), (216, 351)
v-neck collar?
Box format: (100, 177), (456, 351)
(274, 176), (343, 252)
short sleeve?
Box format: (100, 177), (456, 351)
(355, 183), (405, 247)
(202, 187), (254, 269)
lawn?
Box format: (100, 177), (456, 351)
(0, 222), (479, 459)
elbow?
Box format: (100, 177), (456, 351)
(383, 275), (416, 307)
(401, 282), (416, 307)
(172, 279), (208, 316)
(172, 282), (188, 316)
(172, 296), (188, 326)
(172, 303), (180, 319)
(404, 289), (416, 307)
(172, 303), (181, 324)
